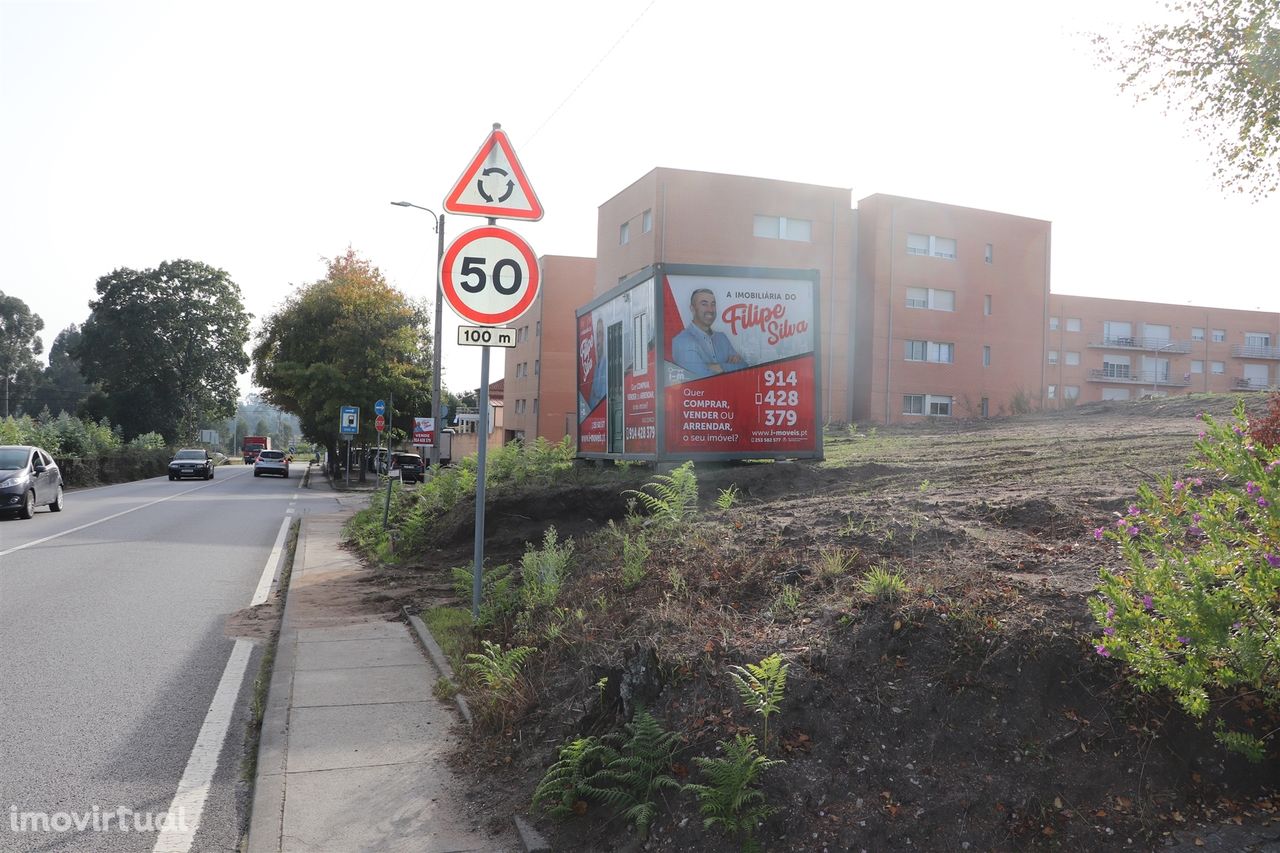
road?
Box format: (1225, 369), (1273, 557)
(0, 463), (339, 853)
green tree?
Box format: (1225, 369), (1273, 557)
(24, 325), (95, 417)
(0, 291), (44, 418)
(1095, 0), (1280, 197)
(252, 248), (433, 468)
(75, 260), (250, 442)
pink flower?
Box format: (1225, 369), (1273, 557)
(1173, 480), (1186, 491)
(1127, 525), (1140, 536)
(1246, 481), (1259, 496)
(1260, 498), (1271, 509)
(1198, 431), (1207, 440)
(1105, 607), (1116, 620)
(1103, 626), (1116, 637)
(1142, 594), (1154, 611)
(1177, 636), (1190, 645)
(1127, 504), (1140, 516)
(1266, 553), (1280, 568)
(1095, 645), (1111, 658)
(1093, 527), (1105, 541)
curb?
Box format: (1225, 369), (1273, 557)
(401, 605), (472, 726)
(400, 605), (552, 853)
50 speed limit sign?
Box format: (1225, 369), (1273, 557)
(439, 225), (540, 326)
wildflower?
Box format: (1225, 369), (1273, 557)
(1233, 621), (1243, 630)
(1260, 498), (1271, 509)
(1233, 426), (1245, 437)
(1173, 480), (1186, 491)
(1198, 431), (1207, 440)
(1192, 478), (1203, 487)
(1095, 645), (1111, 658)
(1187, 526), (1204, 537)
(1266, 554), (1280, 568)
(1127, 504), (1140, 516)
(1177, 636), (1190, 645)
(1105, 607), (1115, 621)
(1093, 527), (1105, 541)
(1246, 481), (1259, 496)
(1142, 594), (1154, 611)
(1103, 626), (1116, 637)
(1127, 525), (1140, 536)
(1193, 513), (1202, 523)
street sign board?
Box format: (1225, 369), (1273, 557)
(440, 226), (540, 326)
(458, 326), (517, 348)
(374, 399), (386, 416)
(340, 406), (359, 436)
(413, 417), (435, 447)
(443, 127), (542, 221)
(375, 414), (386, 432)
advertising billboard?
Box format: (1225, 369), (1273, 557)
(577, 277), (656, 455)
(576, 265), (819, 461)
(662, 273), (818, 455)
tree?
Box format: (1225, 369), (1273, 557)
(75, 260), (250, 442)
(1095, 0), (1280, 197)
(0, 291), (44, 417)
(23, 325), (95, 417)
(252, 248), (433, 469)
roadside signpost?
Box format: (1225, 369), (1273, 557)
(339, 406), (358, 485)
(443, 122), (542, 620)
(412, 417), (434, 447)
(375, 415), (385, 432)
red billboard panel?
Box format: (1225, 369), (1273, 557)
(577, 278), (656, 455)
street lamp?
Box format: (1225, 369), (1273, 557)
(391, 201), (446, 468)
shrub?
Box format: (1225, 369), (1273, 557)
(521, 526), (574, 608)
(1091, 401), (1280, 760)
(463, 640), (537, 730)
(1250, 391), (1280, 450)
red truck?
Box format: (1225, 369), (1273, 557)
(242, 436), (271, 465)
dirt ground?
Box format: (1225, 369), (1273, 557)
(356, 393), (1280, 851)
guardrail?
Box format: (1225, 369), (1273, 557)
(1087, 336), (1192, 354)
(1233, 377), (1275, 390)
(1087, 369), (1191, 386)
(1230, 344), (1280, 360)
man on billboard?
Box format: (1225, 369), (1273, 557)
(671, 289), (748, 379)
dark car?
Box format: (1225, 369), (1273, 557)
(0, 445), (65, 519)
(168, 448), (215, 480)
(388, 452), (424, 484)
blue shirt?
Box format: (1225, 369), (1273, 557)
(672, 326), (746, 380)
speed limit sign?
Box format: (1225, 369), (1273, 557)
(439, 225), (540, 326)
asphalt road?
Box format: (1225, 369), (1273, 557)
(0, 463), (340, 853)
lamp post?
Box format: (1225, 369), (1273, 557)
(391, 201), (446, 469)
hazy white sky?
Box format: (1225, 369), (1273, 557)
(3, 0), (1277, 398)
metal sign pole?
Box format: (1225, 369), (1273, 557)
(472, 346), (490, 621)
(383, 392), (394, 528)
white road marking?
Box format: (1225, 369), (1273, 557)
(151, 639), (254, 853)
(250, 516), (292, 607)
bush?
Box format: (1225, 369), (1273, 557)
(1250, 391), (1280, 450)
(1091, 401), (1280, 760)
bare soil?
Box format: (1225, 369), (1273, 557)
(365, 394), (1280, 852)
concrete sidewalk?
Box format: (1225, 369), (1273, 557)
(246, 493), (518, 852)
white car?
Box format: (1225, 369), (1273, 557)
(253, 449), (289, 478)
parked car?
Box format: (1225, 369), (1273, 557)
(168, 448), (214, 480)
(388, 452), (424, 484)
(0, 445), (65, 519)
(368, 448), (388, 473)
(253, 449), (289, 478)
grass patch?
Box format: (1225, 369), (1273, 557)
(423, 605), (476, 674)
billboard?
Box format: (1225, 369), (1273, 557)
(662, 273), (817, 455)
(576, 265), (819, 460)
(577, 277), (656, 455)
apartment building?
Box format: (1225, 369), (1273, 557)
(502, 255), (596, 443)
(501, 167), (1277, 448)
(1046, 295), (1280, 404)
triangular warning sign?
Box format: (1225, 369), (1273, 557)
(443, 127), (543, 221)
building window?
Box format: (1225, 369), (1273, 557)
(983, 345), (991, 367)
(1191, 360), (1204, 373)
(533, 398), (539, 415)
(753, 215), (811, 242)
(1191, 327), (1205, 341)
(904, 340), (953, 362)
(904, 287), (955, 311)
(985, 243), (993, 264)
(1246, 332), (1272, 347)
(534, 359), (540, 376)
(1104, 321), (1133, 345)
(1047, 384), (1057, 399)
(619, 221), (630, 245)
(1066, 318), (1082, 332)
(905, 340), (926, 361)
(902, 394), (952, 416)
(1211, 361), (1225, 374)
(903, 394), (924, 415)
(1064, 386), (1080, 400)
(1102, 388), (1131, 401)
(906, 233), (957, 259)
(928, 395), (953, 416)
(1103, 355), (1131, 378)
(1065, 351), (1080, 366)
(642, 209), (652, 233)
(1049, 316), (1059, 331)
(536, 321), (541, 337)
(1143, 323), (1171, 344)
(1212, 329), (1226, 343)
(981, 397), (989, 417)
(984, 295), (992, 316)
(1048, 350), (1058, 364)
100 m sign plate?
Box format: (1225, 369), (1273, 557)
(457, 326), (517, 348)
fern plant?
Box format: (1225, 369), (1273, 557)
(450, 563), (518, 626)
(621, 532), (651, 590)
(532, 735), (612, 819)
(463, 640), (537, 730)
(728, 653), (789, 749)
(579, 708), (682, 838)
(624, 461), (698, 526)
(521, 526), (574, 608)
(715, 483), (740, 509)
(684, 733), (783, 853)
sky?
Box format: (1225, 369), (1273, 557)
(3, 0), (1278, 400)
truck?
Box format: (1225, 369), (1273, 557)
(242, 436), (271, 464)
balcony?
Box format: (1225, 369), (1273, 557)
(1231, 344), (1280, 360)
(1088, 368), (1192, 386)
(1087, 336), (1192, 354)
(1234, 377), (1275, 391)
